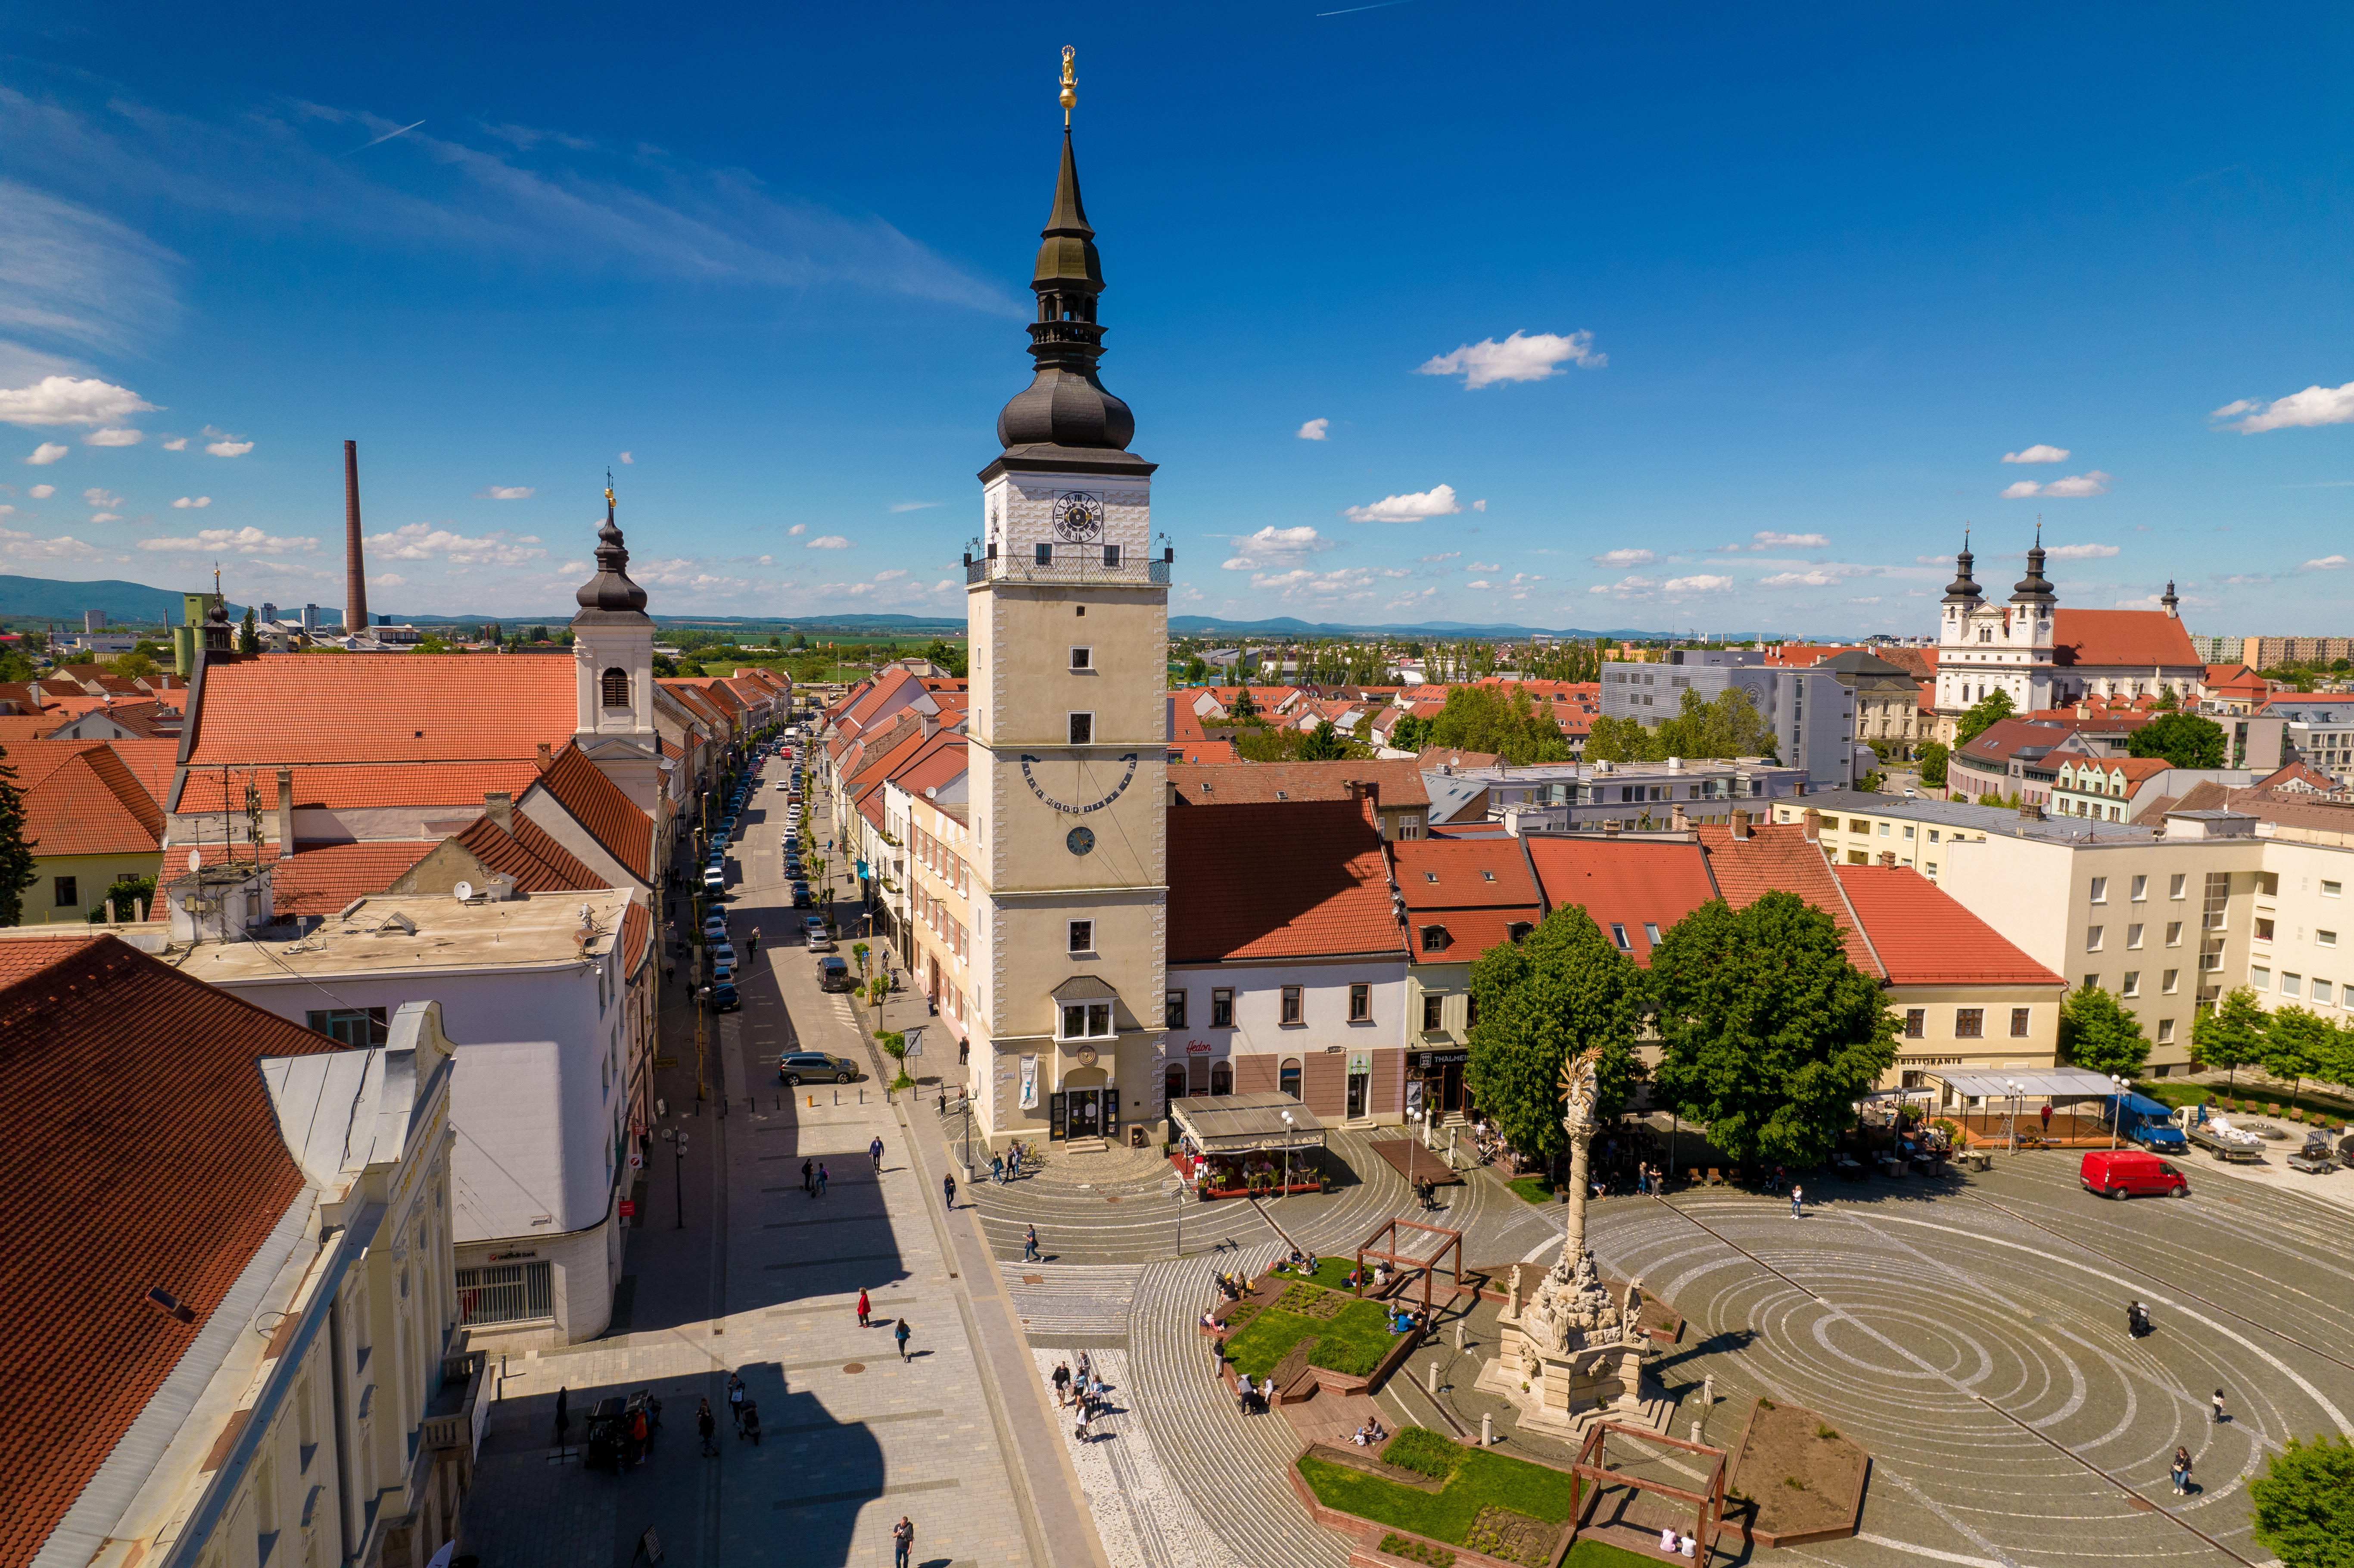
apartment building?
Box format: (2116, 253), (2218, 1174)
(1600, 649), (1859, 788)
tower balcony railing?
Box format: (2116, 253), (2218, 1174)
(965, 548), (1171, 588)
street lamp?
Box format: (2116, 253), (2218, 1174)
(2006, 1079), (2022, 1155)
(2108, 1072), (2126, 1151)
(1280, 1109), (1296, 1204)
(673, 1128), (690, 1229)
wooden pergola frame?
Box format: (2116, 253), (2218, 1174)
(1352, 1217), (1464, 1317)
(1568, 1419), (1726, 1561)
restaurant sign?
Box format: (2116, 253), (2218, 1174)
(1415, 1051), (1470, 1068)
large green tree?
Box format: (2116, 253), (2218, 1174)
(1653, 688), (1778, 760)
(1917, 740), (1950, 788)
(1954, 689), (2016, 749)
(2058, 982), (2151, 1079)
(2260, 1006), (2341, 1107)
(2251, 1434), (2354, 1568)
(1296, 719), (1351, 760)
(0, 744), (36, 927)
(1648, 892), (1899, 1167)
(2192, 986), (2268, 1089)
(2128, 711), (2227, 768)
(1463, 906), (1647, 1171)
(1582, 714), (1655, 764)
(1426, 684), (1573, 764)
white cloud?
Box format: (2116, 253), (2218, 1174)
(1593, 548), (1657, 567)
(0, 376), (159, 427)
(2045, 542), (2119, 560)
(874, 568), (909, 582)
(83, 487), (121, 507)
(1914, 554), (1951, 565)
(618, 451), (633, 464)
(87, 512), (121, 524)
(0, 526), (105, 559)
(1248, 564), (1404, 603)
(1850, 595), (1884, 604)
(1465, 579), (1492, 591)
(171, 495), (211, 508)
(1590, 576), (1657, 599)
(1752, 531), (1828, 549)
(1415, 330), (1605, 389)
(1469, 560), (1501, 572)
(140, 526), (318, 555)
(1758, 570), (1842, 588)
(805, 535), (852, 549)
(2303, 554), (2350, 571)
(363, 522), (542, 565)
(2214, 381), (2354, 434)
(2001, 445), (2070, 464)
(27, 485), (50, 498)
(1664, 574), (1734, 594)
(1417, 551), (1460, 564)
(2002, 470), (2111, 498)
(787, 523), (807, 536)
(887, 501), (940, 513)
(1295, 418), (1328, 441)
(369, 572), (407, 588)
(161, 437), (187, 450)
(25, 442), (67, 465)
(1472, 499), (1488, 512)
(1223, 525), (1338, 571)
(206, 439), (255, 457)
(1344, 483), (1463, 523)
(928, 580), (954, 593)
(83, 427), (143, 447)
(475, 485), (536, 500)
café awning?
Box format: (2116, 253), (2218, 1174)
(1169, 1093), (1327, 1154)
(1929, 1067), (2121, 1099)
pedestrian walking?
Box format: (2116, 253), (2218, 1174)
(892, 1515), (914, 1568)
(869, 1135), (885, 1171)
(817, 1163), (829, 1197)
(895, 1318), (912, 1363)
(991, 1152), (1006, 1184)
(943, 1173), (957, 1209)
(726, 1373), (746, 1433)
(697, 1398), (718, 1457)
(1790, 1184), (1804, 1218)
(1024, 1226), (1040, 1262)
(857, 1288), (872, 1328)
(2213, 1388), (2228, 1424)
(1052, 1361), (1071, 1406)
(801, 1158), (814, 1195)
(2171, 1446), (2192, 1495)
(1074, 1406), (1092, 1444)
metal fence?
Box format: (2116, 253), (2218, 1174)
(456, 1261), (553, 1326)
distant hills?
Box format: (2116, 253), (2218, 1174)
(0, 575), (252, 625)
(1168, 615), (1662, 639)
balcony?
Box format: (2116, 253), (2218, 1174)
(966, 550), (1171, 588)
(421, 1348), (486, 1455)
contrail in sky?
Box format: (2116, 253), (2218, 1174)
(349, 120), (425, 154)
(1317, 0), (1414, 13)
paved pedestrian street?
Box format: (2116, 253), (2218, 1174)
(461, 756), (2354, 1568)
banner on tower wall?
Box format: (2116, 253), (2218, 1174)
(1019, 1055), (1039, 1110)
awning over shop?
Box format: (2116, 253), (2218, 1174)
(1929, 1067), (2120, 1099)
(1169, 1093), (1328, 1154)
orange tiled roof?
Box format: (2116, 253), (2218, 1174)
(1168, 799), (1402, 962)
(0, 933), (109, 986)
(181, 841), (436, 917)
(1, 938), (338, 1568)
(1694, 822), (1883, 977)
(534, 745), (652, 883)
(100, 739), (180, 809)
(174, 761), (544, 815)
(184, 653), (577, 766)
(1392, 836), (1544, 958)
(622, 899), (651, 977)
(1832, 866), (2066, 987)
(2050, 609), (2200, 669)
(451, 812), (606, 893)
(1519, 837), (1719, 967)
(10, 740), (165, 858)
(1168, 760), (1430, 810)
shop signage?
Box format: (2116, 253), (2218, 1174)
(1416, 1051), (1470, 1067)
(1183, 1038), (1215, 1055)
(488, 1250), (538, 1262)
(618, 1200), (636, 1220)
(1348, 1051), (1372, 1073)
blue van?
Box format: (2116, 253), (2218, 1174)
(2102, 1092), (2188, 1153)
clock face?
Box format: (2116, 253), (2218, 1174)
(1053, 492), (1105, 543)
(1066, 825), (1096, 856)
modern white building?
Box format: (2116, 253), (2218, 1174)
(1599, 649), (1860, 788)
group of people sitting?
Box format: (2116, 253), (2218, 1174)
(1351, 1416), (1389, 1447)
(1278, 1248), (1320, 1274)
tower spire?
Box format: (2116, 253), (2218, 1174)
(1941, 525), (1982, 604)
(2011, 519), (2055, 607)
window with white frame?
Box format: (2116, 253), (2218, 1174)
(2086, 925), (2104, 952)
(1068, 920), (1093, 954)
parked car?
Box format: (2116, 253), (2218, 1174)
(816, 955), (855, 992)
(2341, 1132), (2354, 1170)
(711, 980), (740, 1012)
(778, 1049), (863, 1085)
(701, 915), (728, 940)
(2101, 1092), (2188, 1153)
(702, 870), (727, 896)
(791, 886), (813, 908)
(802, 916), (834, 950)
(775, 780), (792, 791)
(2080, 1149), (2189, 1200)
(708, 940), (737, 966)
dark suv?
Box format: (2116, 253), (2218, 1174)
(778, 1050), (862, 1086)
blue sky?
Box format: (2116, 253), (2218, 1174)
(4, 2), (2351, 636)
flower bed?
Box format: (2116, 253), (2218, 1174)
(1295, 1429), (1583, 1568)
(1224, 1282), (1404, 1380)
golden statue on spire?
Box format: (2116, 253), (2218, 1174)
(1060, 45), (1076, 127)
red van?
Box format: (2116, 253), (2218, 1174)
(2080, 1149), (2189, 1200)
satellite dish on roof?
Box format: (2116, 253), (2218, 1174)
(453, 880), (476, 902)
(185, 849), (202, 873)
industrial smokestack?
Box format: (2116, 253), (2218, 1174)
(344, 440), (370, 635)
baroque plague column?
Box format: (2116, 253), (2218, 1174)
(1478, 1046), (1666, 1436)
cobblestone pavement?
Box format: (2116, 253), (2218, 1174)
(461, 758), (1105, 1568)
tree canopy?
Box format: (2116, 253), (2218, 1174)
(0, 744), (36, 928)
(1425, 684), (1573, 764)
(1917, 740), (1949, 788)
(1648, 892), (1898, 1167)
(2251, 1433), (2354, 1568)
(2260, 1006), (2345, 1104)
(1463, 906), (1647, 1170)
(2128, 711), (2227, 769)
(2058, 982), (2151, 1080)
(1585, 689), (1777, 765)
(2191, 986), (2268, 1084)
(1954, 689), (2016, 749)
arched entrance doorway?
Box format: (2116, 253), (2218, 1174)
(1056, 1063), (1112, 1141)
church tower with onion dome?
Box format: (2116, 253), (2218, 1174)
(962, 48), (1170, 1151)
(570, 481), (663, 814)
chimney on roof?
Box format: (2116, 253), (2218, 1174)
(1801, 807), (1822, 843)
(1603, 819), (1621, 836)
(1879, 850), (1897, 866)
(484, 790), (515, 833)
(1729, 806), (1753, 840)
(274, 766), (295, 852)
(1670, 804), (1690, 832)
(343, 441), (370, 637)
(536, 742), (553, 772)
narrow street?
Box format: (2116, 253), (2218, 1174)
(461, 748), (1107, 1568)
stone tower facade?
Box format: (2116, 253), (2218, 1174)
(569, 487), (663, 815)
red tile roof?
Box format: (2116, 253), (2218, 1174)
(1168, 799), (1402, 962)
(1168, 760), (1430, 810)
(1694, 822), (1884, 977)
(174, 760), (546, 815)
(1832, 866), (2067, 987)
(0, 932), (109, 986)
(104, 739), (181, 809)
(451, 813), (606, 893)
(1, 938), (338, 1568)
(622, 899), (651, 978)
(1392, 837), (1544, 957)
(2050, 609), (2200, 669)
(9, 740), (165, 858)
(185, 653), (577, 767)
(1168, 741), (1240, 765)
(533, 745), (653, 884)
(1519, 837), (1719, 966)
(180, 841), (436, 917)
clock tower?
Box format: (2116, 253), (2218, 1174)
(964, 48), (1169, 1149)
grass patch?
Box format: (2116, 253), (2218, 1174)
(1507, 1175), (1560, 1205)
(1561, 1544), (1671, 1568)
(1300, 1437), (1583, 1566)
(1382, 1426), (1463, 1482)
(1224, 1290), (1403, 1379)
(1377, 1534), (1454, 1567)
(1278, 1255), (1365, 1292)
